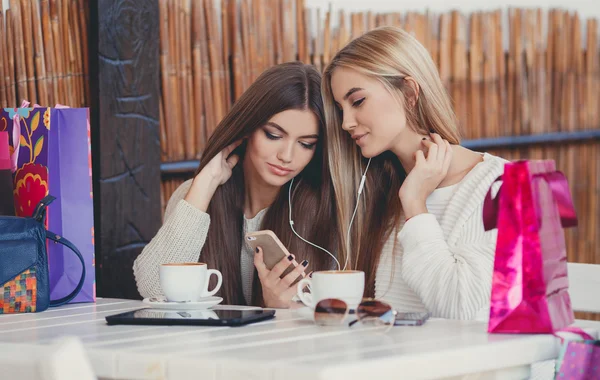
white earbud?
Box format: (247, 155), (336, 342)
(358, 174), (367, 195)
(288, 158), (372, 272)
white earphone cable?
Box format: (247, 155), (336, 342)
(289, 178), (341, 270)
(288, 158), (371, 272)
(343, 158), (371, 271)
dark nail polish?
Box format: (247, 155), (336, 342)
(287, 255), (294, 261)
(301, 260), (309, 267)
(255, 247), (259, 253)
(422, 137), (427, 140)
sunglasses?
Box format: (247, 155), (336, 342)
(314, 298), (397, 328)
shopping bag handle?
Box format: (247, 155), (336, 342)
(483, 171), (578, 231)
(32, 195), (86, 307)
(47, 229), (86, 307)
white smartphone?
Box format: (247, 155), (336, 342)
(245, 230), (301, 282)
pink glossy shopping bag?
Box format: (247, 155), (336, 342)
(483, 160), (577, 334)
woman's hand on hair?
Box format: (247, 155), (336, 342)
(254, 247), (307, 308)
(185, 140), (243, 212)
(398, 133), (453, 219)
(201, 140), (243, 185)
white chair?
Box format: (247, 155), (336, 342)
(39, 336), (97, 380)
(0, 336), (96, 380)
(567, 262), (600, 314)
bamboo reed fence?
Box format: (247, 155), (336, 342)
(158, 4), (600, 164)
(158, 1), (600, 273)
(0, 0), (89, 109)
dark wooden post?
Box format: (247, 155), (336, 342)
(89, 0), (161, 299)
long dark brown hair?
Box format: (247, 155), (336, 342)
(322, 27), (461, 297)
(195, 62), (339, 306)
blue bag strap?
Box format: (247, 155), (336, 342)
(46, 230), (86, 307)
(32, 195), (86, 307)
(32, 195), (56, 223)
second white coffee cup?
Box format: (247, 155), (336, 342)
(160, 263), (222, 302)
(296, 270), (365, 310)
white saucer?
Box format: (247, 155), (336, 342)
(142, 296), (223, 310)
(294, 306), (316, 321)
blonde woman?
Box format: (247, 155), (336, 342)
(322, 26), (507, 320)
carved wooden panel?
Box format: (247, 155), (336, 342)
(90, 0), (161, 299)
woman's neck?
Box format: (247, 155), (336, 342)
(390, 131), (426, 173)
(390, 130), (483, 188)
(242, 158), (280, 219)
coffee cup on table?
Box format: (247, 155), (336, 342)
(296, 270), (365, 310)
(159, 263), (222, 302)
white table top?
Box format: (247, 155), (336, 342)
(0, 298), (597, 380)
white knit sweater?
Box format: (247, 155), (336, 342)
(134, 152), (506, 317)
(376, 152), (506, 320)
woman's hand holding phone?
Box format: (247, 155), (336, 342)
(254, 247), (308, 308)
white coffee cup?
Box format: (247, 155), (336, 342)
(159, 263), (222, 302)
(296, 270), (365, 310)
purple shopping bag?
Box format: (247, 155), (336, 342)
(1, 104), (95, 303)
(483, 160), (577, 333)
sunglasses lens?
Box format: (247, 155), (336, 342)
(314, 299), (348, 326)
(356, 300), (395, 326)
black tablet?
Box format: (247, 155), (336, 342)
(105, 308), (276, 327)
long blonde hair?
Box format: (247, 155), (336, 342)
(322, 26), (461, 296)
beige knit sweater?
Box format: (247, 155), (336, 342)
(132, 180), (266, 305)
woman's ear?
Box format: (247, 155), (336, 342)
(403, 77), (420, 109)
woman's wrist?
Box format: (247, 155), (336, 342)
(401, 201), (428, 220)
(184, 174), (220, 212)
